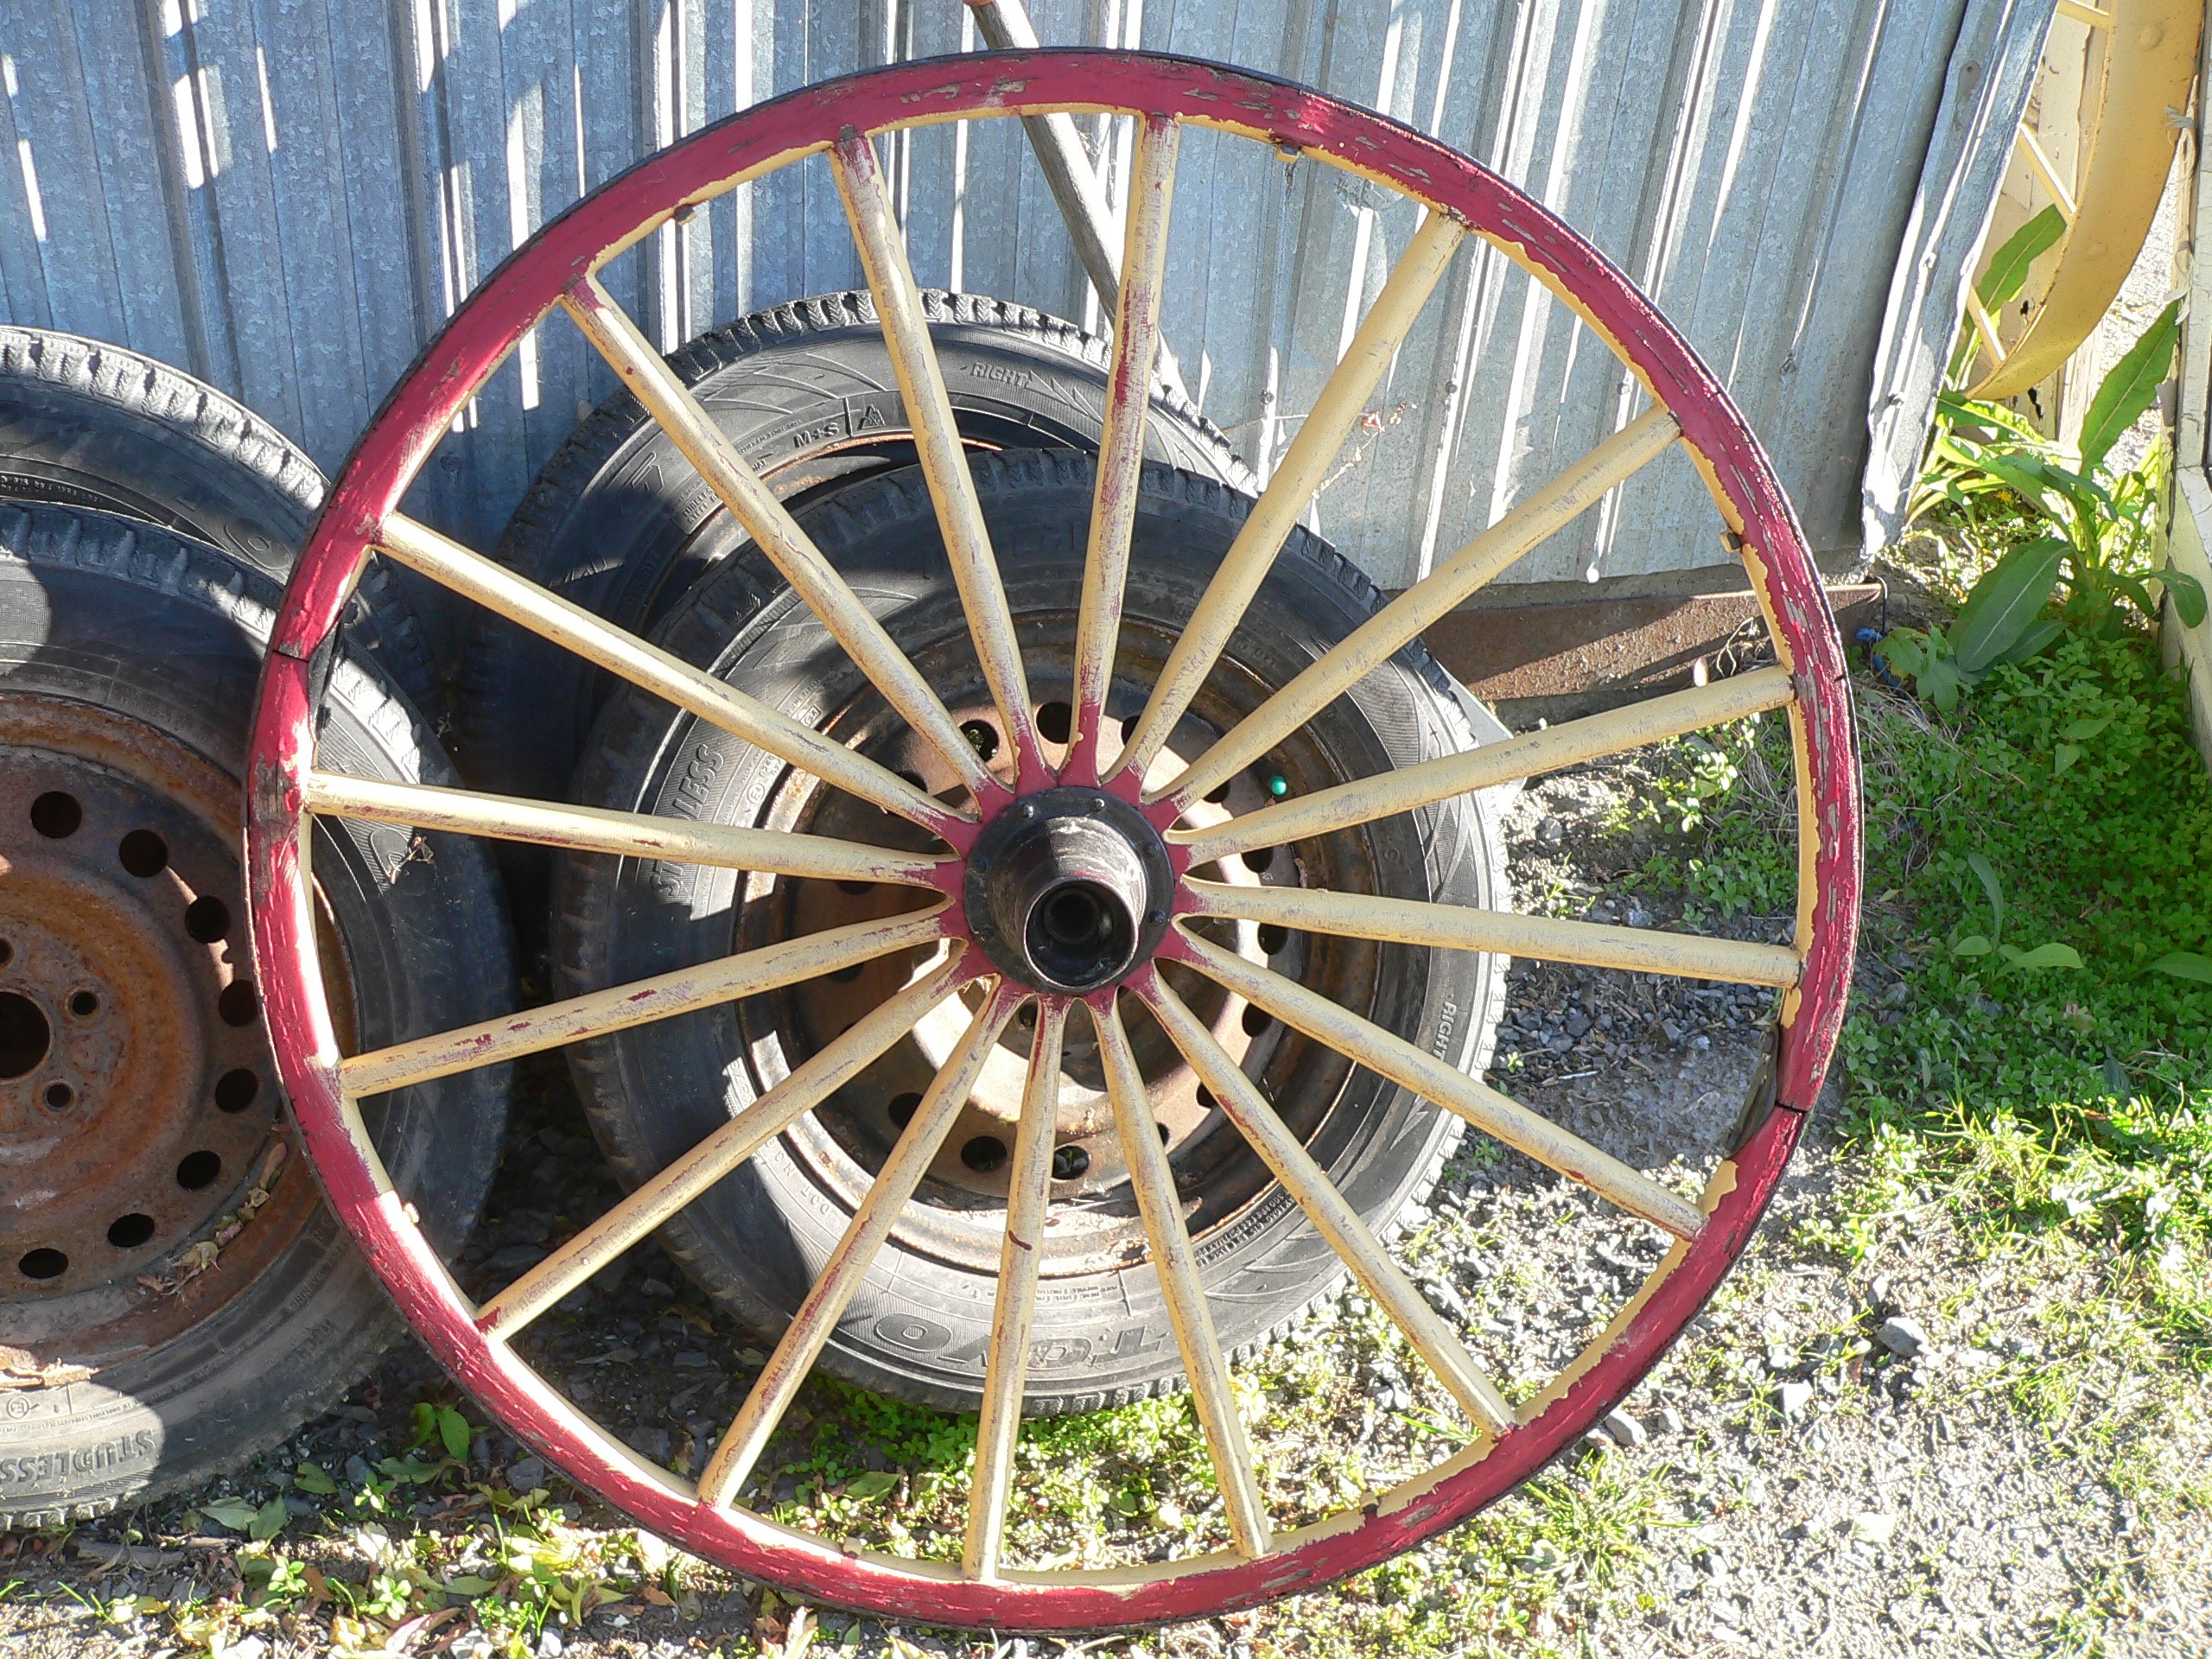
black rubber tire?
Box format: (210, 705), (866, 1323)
(458, 289), (1251, 816)
(0, 326), (439, 713)
(0, 505), (515, 1527)
(554, 452), (1508, 1416)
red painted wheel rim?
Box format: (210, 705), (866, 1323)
(246, 49), (1859, 1629)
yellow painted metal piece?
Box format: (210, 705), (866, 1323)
(1969, 0), (2201, 399)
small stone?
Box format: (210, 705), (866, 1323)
(1564, 1010), (1592, 1038)
(484, 1243), (547, 1275)
(1776, 1381), (1814, 1418)
(1538, 817), (1565, 843)
(1852, 1511), (1897, 1545)
(450, 1635), (496, 1659)
(1764, 1344), (1796, 1374)
(1549, 1033), (1575, 1054)
(1659, 1407), (1687, 1435)
(1876, 1316), (1929, 1359)
(1601, 1409), (1647, 1448)
(506, 1456), (547, 1494)
(537, 1630), (564, 1658)
(1744, 1475), (1769, 1507)
(345, 1454), (374, 1488)
(639, 1277), (675, 1299)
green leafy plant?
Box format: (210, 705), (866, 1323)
(1884, 296), (2204, 709)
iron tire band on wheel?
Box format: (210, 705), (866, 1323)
(0, 504), (513, 1526)
(247, 50), (1858, 1628)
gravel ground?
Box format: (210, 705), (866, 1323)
(6, 712), (2206, 1659)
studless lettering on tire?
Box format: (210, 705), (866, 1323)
(0, 1431), (158, 1486)
(872, 1315), (1168, 1373)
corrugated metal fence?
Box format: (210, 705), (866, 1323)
(0, 0), (2045, 587)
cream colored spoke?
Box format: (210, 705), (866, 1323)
(1093, 995), (1272, 1558)
(698, 986), (1019, 1508)
(1177, 931), (1707, 1241)
(478, 955), (970, 1338)
(341, 908), (946, 1098)
(302, 772), (949, 889)
(1141, 976), (1515, 1436)
(375, 514), (964, 837)
(1113, 211), (1466, 784)
(1184, 879), (1802, 988)
(1070, 114), (1179, 768)
(963, 999), (1068, 1581)
(561, 276), (993, 798)
(830, 130), (1040, 766)
(1178, 664), (1796, 864)
(1157, 407), (1681, 807)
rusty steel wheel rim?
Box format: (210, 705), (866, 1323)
(1, 692), (308, 1363)
(245, 51), (1859, 1629)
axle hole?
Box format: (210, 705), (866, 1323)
(17, 1248), (67, 1280)
(184, 896), (232, 943)
(887, 1091), (922, 1129)
(218, 981), (258, 1027)
(107, 1213), (156, 1249)
(1035, 702), (1072, 744)
(960, 1135), (1007, 1173)
(176, 1149), (222, 1191)
(118, 828), (168, 875)
(30, 791), (82, 838)
(43, 1082), (71, 1111)
(0, 992), (50, 1077)
(67, 990), (98, 1018)
(214, 1069), (259, 1113)
(1242, 1003), (1273, 1036)
(1052, 1144), (1090, 1180)
(960, 720), (1001, 763)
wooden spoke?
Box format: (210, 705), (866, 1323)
(1093, 995), (1272, 1558)
(1178, 664), (1796, 864)
(478, 955), (971, 1338)
(1158, 407), (1681, 808)
(1069, 114), (1179, 777)
(1184, 880), (1802, 988)
(2055, 0), (2111, 22)
(302, 772), (950, 889)
(962, 999), (1068, 1580)
(374, 513), (966, 839)
(1141, 976), (1516, 1436)
(698, 985), (1019, 1507)
(830, 130), (1041, 771)
(1965, 292), (2008, 368)
(2014, 127), (2077, 223)
(1111, 210), (1466, 784)
(561, 276), (995, 796)
(342, 908), (947, 1098)
(1176, 931), (1708, 1240)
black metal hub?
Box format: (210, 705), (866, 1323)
(963, 787), (1173, 994)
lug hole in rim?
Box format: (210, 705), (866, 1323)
(218, 981), (259, 1027)
(184, 896), (232, 943)
(42, 1081), (72, 1111)
(0, 990), (50, 1077)
(118, 828), (169, 875)
(176, 1149), (222, 1191)
(959, 1135), (1007, 1173)
(887, 1090), (922, 1129)
(214, 1068), (260, 1113)
(960, 720), (1001, 762)
(1242, 1003), (1273, 1037)
(107, 1212), (156, 1249)
(1051, 1144), (1090, 1180)
(67, 989), (99, 1018)
(29, 791), (81, 838)
(17, 1247), (67, 1281)
(0, 938), (13, 966)
(1034, 702), (1072, 744)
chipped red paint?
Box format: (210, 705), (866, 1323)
(246, 50), (1857, 1630)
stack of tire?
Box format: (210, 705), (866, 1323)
(3, 288), (1508, 1512)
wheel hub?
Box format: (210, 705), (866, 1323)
(964, 786), (1173, 994)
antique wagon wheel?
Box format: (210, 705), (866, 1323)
(1962, 0), (2200, 401)
(246, 52), (1858, 1628)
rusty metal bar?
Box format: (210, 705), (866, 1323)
(1178, 931), (1708, 1240)
(1176, 664), (1796, 864)
(698, 986), (1018, 1507)
(1183, 879), (1803, 988)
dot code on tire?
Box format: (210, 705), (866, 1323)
(118, 828), (168, 875)
(176, 1149), (222, 1191)
(30, 791), (81, 838)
